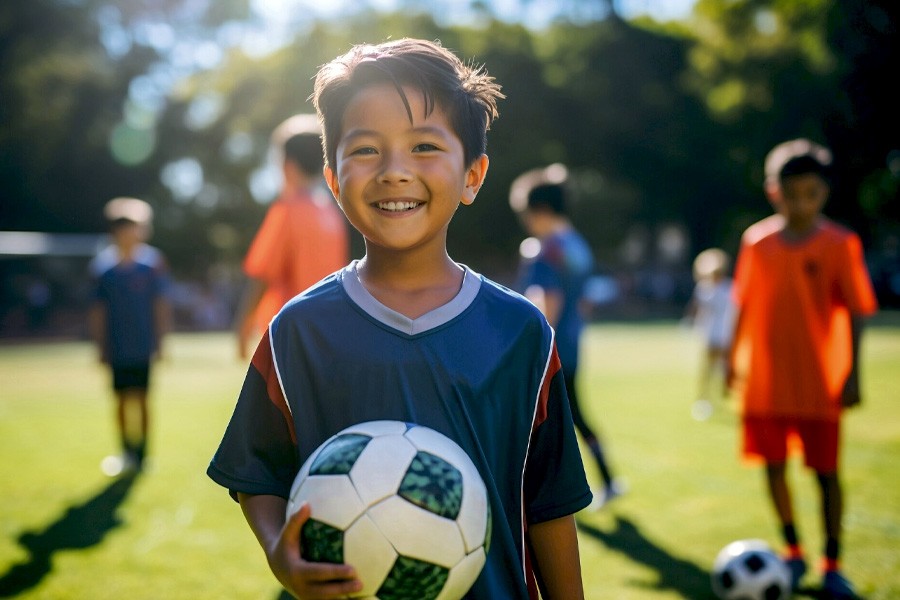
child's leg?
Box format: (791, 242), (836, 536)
(766, 461), (808, 589)
(816, 471), (843, 568)
(799, 418), (844, 573)
(765, 462), (796, 531)
(132, 388), (149, 463)
(114, 388), (129, 452)
(564, 369), (614, 487)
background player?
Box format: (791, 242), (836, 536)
(89, 197), (171, 475)
(234, 114), (349, 359)
(510, 163), (623, 508)
(727, 139), (878, 599)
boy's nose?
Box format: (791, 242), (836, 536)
(376, 151), (413, 184)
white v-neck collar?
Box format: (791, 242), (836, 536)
(340, 260), (482, 335)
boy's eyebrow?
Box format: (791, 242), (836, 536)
(342, 125), (452, 141)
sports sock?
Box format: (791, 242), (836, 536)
(782, 524), (803, 558)
(823, 537), (840, 572)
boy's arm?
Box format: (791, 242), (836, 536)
(88, 301), (107, 363)
(526, 514), (585, 600)
(724, 305), (745, 393)
(524, 285), (563, 327)
(234, 278), (267, 360)
(153, 295), (172, 361)
(237, 493), (362, 600)
(841, 315), (866, 408)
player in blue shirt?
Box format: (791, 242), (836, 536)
(208, 38), (591, 599)
(89, 197), (171, 474)
(511, 165), (622, 509)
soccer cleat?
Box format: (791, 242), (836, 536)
(822, 570), (858, 600)
(100, 453), (139, 477)
(784, 556), (807, 590)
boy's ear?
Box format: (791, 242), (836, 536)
(764, 180), (781, 204)
(462, 154), (489, 206)
(324, 165), (340, 201)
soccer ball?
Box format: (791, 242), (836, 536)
(711, 539), (792, 600)
(286, 420), (491, 600)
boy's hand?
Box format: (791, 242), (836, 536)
(724, 361), (737, 394)
(841, 374), (862, 409)
(269, 502), (363, 599)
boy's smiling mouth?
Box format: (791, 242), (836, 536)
(377, 201), (422, 212)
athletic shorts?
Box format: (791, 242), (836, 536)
(742, 416), (840, 473)
(111, 364), (150, 391)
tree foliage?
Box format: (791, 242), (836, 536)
(2, 0), (897, 292)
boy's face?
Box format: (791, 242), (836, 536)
(324, 82), (488, 255)
(111, 220), (145, 245)
(779, 172), (828, 231)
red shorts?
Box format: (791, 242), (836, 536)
(742, 416), (840, 473)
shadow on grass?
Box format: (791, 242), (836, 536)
(578, 516), (835, 599)
(0, 472), (138, 597)
(578, 515), (716, 599)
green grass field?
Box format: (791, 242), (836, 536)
(1, 320), (898, 599)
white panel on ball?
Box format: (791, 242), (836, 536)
(343, 513), (398, 597)
(456, 476), (489, 552)
(436, 548), (487, 600)
(293, 475), (365, 529)
(368, 496), (465, 568)
(343, 420), (408, 437)
(350, 434), (417, 505)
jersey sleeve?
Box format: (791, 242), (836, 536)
(522, 343), (592, 523)
(207, 330), (298, 501)
(837, 233), (878, 316)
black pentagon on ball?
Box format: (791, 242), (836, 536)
(309, 434), (371, 476)
(744, 552), (766, 573)
(376, 555), (450, 600)
(300, 518), (343, 564)
(398, 451), (464, 520)
(764, 583), (786, 600)
(718, 569), (735, 589)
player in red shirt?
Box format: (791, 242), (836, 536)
(727, 139), (878, 599)
(235, 115), (350, 359)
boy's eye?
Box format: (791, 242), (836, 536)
(349, 146), (377, 156)
(412, 143), (439, 152)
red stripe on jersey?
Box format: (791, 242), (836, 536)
(535, 343), (562, 429)
(251, 330), (297, 444)
(524, 543), (539, 600)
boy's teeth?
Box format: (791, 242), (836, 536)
(380, 201), (419, 211)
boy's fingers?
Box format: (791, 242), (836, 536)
(300, 561), (358, 582)
(282, 502), (310, 555)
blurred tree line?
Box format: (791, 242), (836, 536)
(2, 0), (898, 329)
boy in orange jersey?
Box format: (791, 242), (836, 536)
(235, 115), (350, 359)
(727, 139), (878, 600)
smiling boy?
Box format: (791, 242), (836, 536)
(208, 39), (591, 599)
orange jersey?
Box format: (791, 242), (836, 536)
(731, 219), (877, 420)
(243, 189), (349, 333)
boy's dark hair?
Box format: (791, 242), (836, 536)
(764, 138), (832, 186)
(778, 154), (831, 183)
(527, 184), (566, 215)
(312, 38), (504, 170)
(509, 163), (570, 215)
(283, 132), (324, 176)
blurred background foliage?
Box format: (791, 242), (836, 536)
(1, 0), (898, 333)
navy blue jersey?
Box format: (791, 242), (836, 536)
(90, 244), (168, 366)
(208, 262), (590, 599)
(517, 228), (594, 370)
